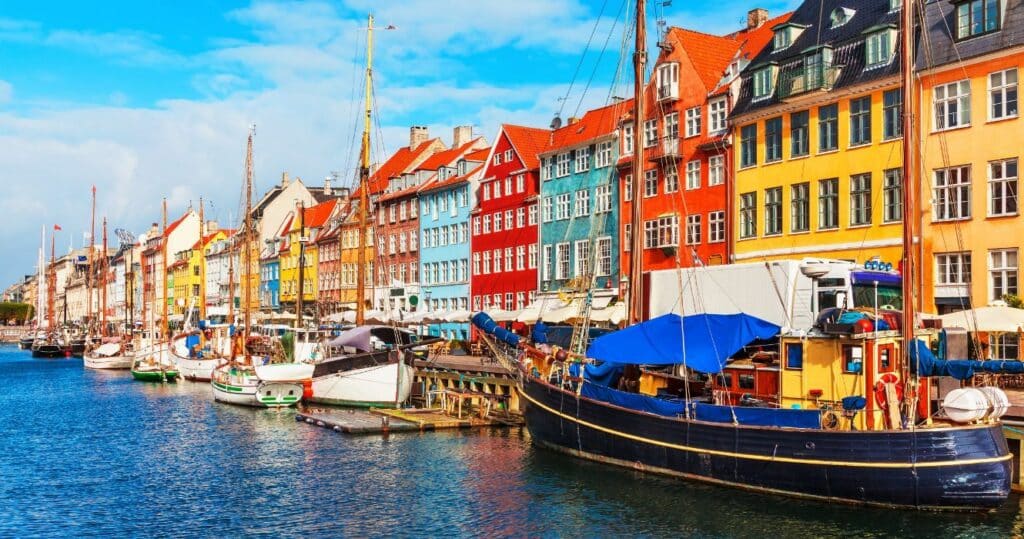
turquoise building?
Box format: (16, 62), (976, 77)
(260, 256), (280, 312)
(537, 103), (623, 297)
(418, 152), (487, 340)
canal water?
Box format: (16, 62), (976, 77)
(1, 345), (1022, 538)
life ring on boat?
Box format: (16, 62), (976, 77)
(821, 410), (841, 430)
(873, 373), (904, 407)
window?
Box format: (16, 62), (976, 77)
(556, 153), (571, 177)
(483, 183), (491, 201)
(516, 207), (525, 228)
(574, 240), (590, 277)
(505, 210), (513, 230)
(665, 112), (680, 141)
(740, 124), (757, 167)
(388, 204), (396, 223)
(623, 123), (634, 155)
(439, 194), (448, 212)
(709, 155), (724, 186)
(516, 174), (525, 193)
(850, 96), (872, 146)
(483, 214), (490, 233)
(753, 67), (775, 99)
(818, 178), (839, 230)
(644, 215), (679, 248)
(399, 201), (407, 220)
(542, 197), (554, 222)
(595, 184), (612, 213)
(493, 213), (501, 232)
(595, 141), (613, 168)
(493, 249), (501, 273)
(505, 293), (513, 311)
(657, 62), (679, 100)
(575, 147), (590, 173)
(665, 169), (680, 193)
(684, 108), (700, 138)
(528, 244), (537, 269)
(624, 174), (633, 202)
(790, 110), (809, 157)
(791, 182), (810, 232)
(956, 0), (1000, 40)
(765, 187), (782, 235)
(709, 98), (727, 133)
(990, 158), (1019, 216)
(504, 149), (513, 163)
(685, 214), (702, 245)
(883, 168), (904, 223)
(995, 333), (1019, 360)
(990, 249), (1018, 301)
(575, 189), (590, 217)
(843, 345), (864, 374)
(472, 253), (480, 275)
(990, 68), (1018, 120)
(556, 193), (571, 220)
(934, 166), (972, 221)
(493, 153), (501, 165)
(594, 237), (612, 276)
(542, 245), (551, 280)
(708, 211), (725, 243)
(785, 342), (803, 369)
(865, 30), (892, 67)
(504, 177), (512, 197)
(505, 248), (513, 273)
(739, 192), (757, 238)
(623, 223), (632, 251)
(644, 170), (658, 198)
(540, 158), (552, 181)
(515, 292), (525, 310)
(493, 180), (501, 199)
(458, 223), (466, 243)
(528, 204), (538, 225)
(644, 119), (658, 148)
(774, 27), (792, 50)
(934, 80), (972, 130)
(936, 252), (972, 287)
(850, 173), (872, 226)
(765, 117), (782, 162)
(555, 243), (570, 279)
(883, 89), (903, 139)
(818, 103), (838, 151)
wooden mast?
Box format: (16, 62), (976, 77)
(355, 13), (374, 326)
(296, 200), (306, 329)
(627, 0), (647, 325)
(900, 0), (916, 378)
(48, 230), (56, 334)
(88, 186), (96, 330)
(199, 198), (207, 321)
(243, 125), (255, 365)
(101, 218), (108, 337)
(162, 198), (169, 344)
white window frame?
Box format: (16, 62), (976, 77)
(595, 141), (613, 168)
(644, 170), (658, 198)
(989, 68), (1019, 121)
(555, 242), (570, 280)
(990, 249), (1019, 303)
(644, 119), (658, 148)
(685, 160), (700, 190)
(989, 158), (1019, 217)
(595, 184), (612, 213)
(934, 80), (972, 131)
(708, 155), (724, 186)
(933, 165), (972, 221)
(574, 189), (590, 217)
(684, 107), (701, 138)
(574, 239), (590, 278)
(556, 193), (571, 220)
(575, 147), (591, 173)
(596, 236), (612, 276)
(708, 211), (725, 243)
(685, 214), (702, 245)
(556, 152), (571, 177)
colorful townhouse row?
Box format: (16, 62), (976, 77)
(46, 2), (1024, 359)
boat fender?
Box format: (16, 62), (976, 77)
(821, 411), (841, 430)
(302, 379), (313, 400)
(873, 373), (903, 407)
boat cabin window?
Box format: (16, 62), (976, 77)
(851, 283), (903, 310)
(817, 289), (847, 310)
(715, 373), (733, 388)
(785, 343), (803, 369)
(738, 374), (755, 389)
(879, 344), (893, 372)
(843, 345), (864, 374)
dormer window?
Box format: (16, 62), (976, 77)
(458, 160), (468, 176)
(753, 65), (777, 99)
(889, 0), (901, 11)
(956, 0), (1000, 40)
(772, 23), (806, 52)
(864, 25), (897, 67)
(830, 7), (855, 28)
(656, 62), (679, 101)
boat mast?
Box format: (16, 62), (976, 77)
(38, 226), (45, 330)
(48, 230), (56, 334)
(162, 198), (169, 344)
(199, 198), (207, 322)
(101, 218), (108, 337)
(627, 0), (647, 325)
(900, 0), (915, 378)
(88, 186), (96, 331)
(296, 200), (306, 330)
(355, 13), (374, 327)
(243, 126), (255, 365)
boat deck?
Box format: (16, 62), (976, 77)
(295, 405), (518, 435)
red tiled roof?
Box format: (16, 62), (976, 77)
(464, 148), (490, 161)
(365, 138), (440, 196)
(421, 162), (486, 193)
(380, 138), (487, 202)
(164, 211), (190, 238)
(542, 99), (633, 154)
(303, 198), (338, 229)
(501, 124), (550, 170)
(192, 231), (230, 250)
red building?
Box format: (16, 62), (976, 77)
(618, 8), (790, 281)
(471, 124), (550, 314)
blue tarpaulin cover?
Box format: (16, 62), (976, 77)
(586, 313), (781, 373)
(910, 338), (1024, 380)
(691, 403), (822, 428)
(580, 382), (686, 417)
(583, 361), (622, 387)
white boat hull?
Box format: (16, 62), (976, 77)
(308, 360), (414, 407)
(211, 365), (304, 408)
(83, 353), (131, 370)
(176, 356), (221, 382)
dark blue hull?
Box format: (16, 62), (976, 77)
(521, 377), (1010, 510)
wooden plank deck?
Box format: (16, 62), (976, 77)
(295, 405), (516, 435)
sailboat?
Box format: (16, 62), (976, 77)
(302, 14), (417, 408)
(473, 0), (1011, 511)
(85, 218), (131, 369)
(130, 199), (179, 382)
(32, 226), (69, 358)
(210, 127), (311, 407)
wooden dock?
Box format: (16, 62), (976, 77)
(295, 405), (517, 435)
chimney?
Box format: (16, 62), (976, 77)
(568, 116), (581, 125)
(453, 125), (473, 148)
(324, 175), (333, 196)
(206, 220), (219, 233)
(410, 126), (429, 148)
(338, 187), (351, 201)
(747, 8), (769, 29)
(281, 172), (290, 188)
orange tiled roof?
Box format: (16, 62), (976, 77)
(164, 211), (190, 238)
(421, 162), (486, 194)
(303, 198), (338, 229)
(542, 99), (633, 154)
(380, 138), (486, 202)
(365, 138), (441, 196)
(501, 124), (550, 170)
(192, 231), (231, 250)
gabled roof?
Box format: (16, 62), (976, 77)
(420, 162), (486, 194)
(192, 231), (229, 250)
(366, 138), (442, 195)
(501, 124), (551, 170)
(380, 138), (488, 202)
(302, 198), (339, 229)
(541, 99), (633, 155)
(164, 211), (191, 238)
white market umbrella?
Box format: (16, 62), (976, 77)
(938, 305), (1024, 333)
(445, 310), (472, 323)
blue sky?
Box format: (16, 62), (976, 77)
(0, 0), (797, 287)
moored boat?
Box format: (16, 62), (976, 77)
(130, 347), (179, 382)
(211, 361), (309, 408)
(83, 341), (131, 370)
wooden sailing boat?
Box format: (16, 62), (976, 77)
(210, 126), (310, 407)
(32, 225), (67, 358)
(84, 217), (132, 369)
(303, 14), (417, 408)
(473, 0), (1012, 510)
(131, 199), (179, 382)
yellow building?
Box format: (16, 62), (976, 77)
(169, 230), (228, 316)
(279, 199), (338, 310)
(918, 0), (1023, 324)
(730, 5), (905, 265)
